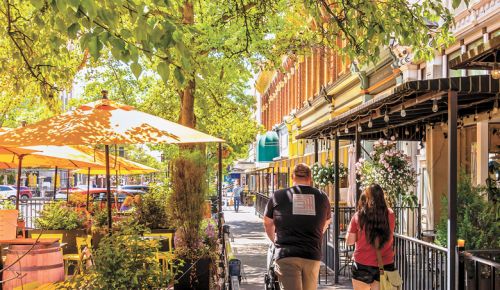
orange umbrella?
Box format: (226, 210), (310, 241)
(72, 146), (158, 175)
(0, 94), (223, 229)
(72, 146), (158, 210)
(0, 145), (103, 208)
(0, 99), (223, 146)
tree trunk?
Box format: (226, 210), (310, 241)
(178, 1), (196, 129)
(178, 78), (196, 128)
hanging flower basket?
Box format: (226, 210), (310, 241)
(356, 139), (417, 206)
(311, 161), (347, 188)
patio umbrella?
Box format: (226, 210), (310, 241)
(0, 93), (223, 230)
(0, 145), (103, 209)
(72, 145), (158, 209)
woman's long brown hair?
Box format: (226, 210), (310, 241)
(358, 184), (390, 249)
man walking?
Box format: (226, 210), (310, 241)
(233, 180), (243, 212)
(263, 163), (331, 290)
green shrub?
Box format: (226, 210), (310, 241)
(168, 151), (207, 259)
(91, 203), (108, 229)
(0, 199), (15, 210)
(35, 202), (85, 230)
(436, 172), (500, 249)
(61, 222), (170, 289)
(136, 183), (171, 229)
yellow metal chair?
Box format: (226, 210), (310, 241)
(143, 232), (175, 276)
(30, 233), (90, 277)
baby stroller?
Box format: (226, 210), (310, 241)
(265, 244), (281, 290)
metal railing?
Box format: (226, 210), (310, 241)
(459, 249), (500, 290)
(255, 193), (268, 217)
(1, 198), (56, 229)
(394, 233), (448, 290)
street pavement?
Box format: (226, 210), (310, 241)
(223, 205), (353, 290)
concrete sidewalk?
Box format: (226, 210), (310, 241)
(223, 205), (352, 290)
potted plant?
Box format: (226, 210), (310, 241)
(60, 221), (171, 289)
(168, 152), (216, 290)
(436, 172), (500, 249)
(30, 201), (87, 254)
(311, 161), (348, 188)
(356, 139), (418, 206)
(135, 183), (174, 233)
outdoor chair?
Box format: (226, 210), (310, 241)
(143, 233), (175, 275)
(30, 233), (92, 277)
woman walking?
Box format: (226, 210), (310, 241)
(346, 184), (396, 290)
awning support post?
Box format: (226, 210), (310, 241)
(447, 90), (458, 290)
(355, 130), (361, 203)
(334, 135), (340, 284)
(314, 139), (319, 163)
(218, 143), (223, 239)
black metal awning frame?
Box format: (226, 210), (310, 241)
(297, 76), (500, 142)
(297, 75), (499, 290)
(449, 35), (500, 70)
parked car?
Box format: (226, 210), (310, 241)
(0, 185), (17, 200)
(19, 186), (33, 199)
(118, 185), (150, 196)
(1, 185), (32, 200)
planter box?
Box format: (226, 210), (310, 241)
(28, 229), (88, 254)
(0, 210), (19, 240)
(174, 257), (212, 290)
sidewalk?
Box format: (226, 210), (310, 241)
(223, 205), (353, 290)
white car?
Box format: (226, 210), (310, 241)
(0, 185), (18, 200)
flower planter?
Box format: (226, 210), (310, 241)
(174, 257), (212, 290)
(28, 229), (88, 254)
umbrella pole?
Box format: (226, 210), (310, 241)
(114, 170), (119, 212)
(105, 145), (112, 232)
(86, 167), (91, 211)
(53, 166), (58, 200)
(66, 170), (70, 203)
(15, 155), (24, 210)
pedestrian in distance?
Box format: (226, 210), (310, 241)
(263, 163), (331, 290)
(233, 180), (243, 212)
(346, 184), (396, 290)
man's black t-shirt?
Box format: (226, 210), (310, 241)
(264, 185), (331, 261)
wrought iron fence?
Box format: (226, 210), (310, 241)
(1, 198), (56, 229)
(394, 233), (448, 290)
(459, 249), (500, 290)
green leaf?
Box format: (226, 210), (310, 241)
(30, 0), (45, 9)
(157, 62), (170, 83)
(131, 62), (142, 79)
(174, 67), (184, 86)
(67, 23), (80, 38)
(67, 0), (80, 11)
(88, 35), (102, 60)
(55, 0), (67, 12)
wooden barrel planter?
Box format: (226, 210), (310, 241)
(2, 241), (64, 290)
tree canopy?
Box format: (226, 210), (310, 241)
(0, 0), (466, 162)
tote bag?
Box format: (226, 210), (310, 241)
(375, 241), (403, 289)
